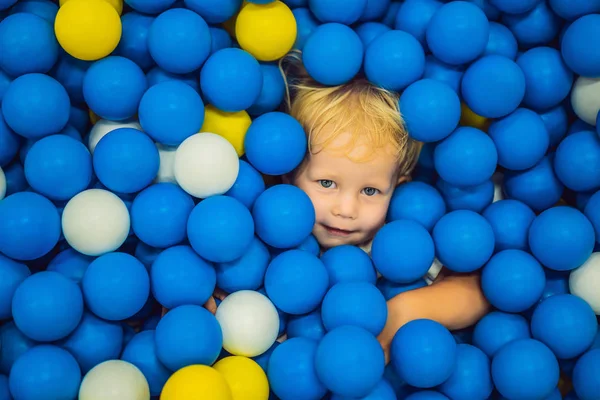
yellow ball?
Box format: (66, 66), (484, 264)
(160, 365), (233, 400)
(213, 356), (269, 400)
(201, 105), (252, 157)
(60, 0), (123, 15)
(460, 103), (491, 132)
(235, 1), (297, 62)
(55, 0), (122, 61)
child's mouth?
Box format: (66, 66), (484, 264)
(323, 225), (354, 236)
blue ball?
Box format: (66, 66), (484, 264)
(503, 155), (564, 212)
(0, 255), (30, 320)
(439, 344), (493, 400)
(492, 339), (559, 400)
(147, 8), (210, 73)
(372, 220), (435, 283)
(83, 56), (148, 121)
(187, 195), (254, 263)
(252, 184), (315, 249)
(400, 79), (460, 143)
(116, 12), (155, 70)
(0, 113), (20, 168)
(321, 282), (387, 336)
(268, 337), (328, 400)
(529, 206), (595, 271)
(391, 319), (457, 388)
(387, 181), (446, 232)
(394, 0), (442, 47)
(359, 0), (390, 21)
(0, 13), (58, 77)
(482, 199), (536, 252)
(46, 248), (93, 284)
(426, 1), (489, 65)
(251, 341), (279, 373)
(434, 127), (498, 187)
(303, 23), (364, 86)
(51, 53), (91, 106)
(209, 27), (232, 55)
(483, 22), (518, 59)
(531, 294), (598, 360)
(200, 48), (263, 112)
(247, 64), (285, 116)
(472, 311), (531, 357)
(568, 118), (594, 136)
(423, 55), (464, 94)
(292, 7), (320, 50)
(139, 80), (204, 146)
(82, 252), (150, 321)
(539, 105), (568, 147)
(151, 245), (216, 309)
(555, 131), (600, 192)
(244, 112), (307, 176)
(24, 134), (92, 201)
(0, 321), (36, 374)
(436, 178), (494, 213)
(8, 345), (81, 400)
(354, 22), (390, 47)
(93, 128), (159, 194)
(215, 236), (270, 293)
(2, 73), (70, 139)
(376, 277), (427, 301)
(265, 249), (329, 314)
(549, 0), (600, 20)
(461, 55), (525, 119)
(145, 66), (199, 92)
(68, 105), (90, 134)
(433, 210), (495, 273)
(316, 325), (385, 397)
(320, 245), (377, 287)
(490, 0), (541, 13)
(561, 14), (600, 78)
(488, 108), (549, 171)
(0, 192), (60, 261)
(131, 183), (194, 248)
(381, 1), (402, 26)
(309, 0), (366, 24)
(584, 190), (600, 241)
(121, 330), (171, 396)
(332, 379), (396, 400)
(2, 161), (27, 197)
(286, 310), (326, 341)
(224, 160), (265, 209)
(9, 0), (59, 23)
(572, 349), (600, 400)
(125, 0), (175, 13)
(0, 374), (8, 400)
(365, 30), (425, 92)
(405, 392), (449, 400)
(60, 312), (123, 373)
(12, 271), (83, 341)
(503, 2), (562, 50)
(155, 305), (222, 371)
(481, 249), (546, 312)
(183, 0), (242, 24)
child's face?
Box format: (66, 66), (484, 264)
(292, 133), (401, 249)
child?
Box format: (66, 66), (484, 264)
(280, 53), (490, 361)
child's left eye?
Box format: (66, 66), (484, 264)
(363, 187), (379, 196)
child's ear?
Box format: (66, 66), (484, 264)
(396, 174), (412, 186)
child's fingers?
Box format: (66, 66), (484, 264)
(204, 296), (218, 314)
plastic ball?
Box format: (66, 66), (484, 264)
(224, 160), (266, 210)
(482, 249), (546, 312)
(391, 319), (457, 388)
(502, 2), (561, 49)
(187, 195), (254, 263)
(11, 0), (60, 21)
(364, 30), (425, 92)
(316, 325), (384, 397)
(54, 0), (122, 61)
(434, 127), (498, 187)
(184, 0), (241, 24)
(0, 255), (30, 320)
(125, 0), (175, 13)
(0, 114), (19, 168)
(461, 55), (526, 118)
(87, 118), (141, 153)
(426, 1), (489, 66)
(82, 252), (150, 321)
(572, 348), (600, 400)
(9, 345), (81, 400)
(286, 310), (326, 341)
(0, 374), (8, 400)
(539, 105), (568, 147)
(61, 312), (124, 373)
(570, 77), (600, 127)
(0, 192), (60, 261)
(267, 337), (327, 400)
(213, 356), (269, 400)
(236, 1), (296, 62)
(61, 0), (123, 14)
(492, 339), (559, 400)
(303, 23), (363, 86)
(216, 236), (270, 293)
(432, 209), (495, 273)
(151, 245), (216, 309)
(2, 163), (26, 198)
(423, 55), (464, 94)
(114, 11), (155, 70)
(252, 184), (315, 249)
(387, 181), (446, 231)
(155, 305), (223, 371)
(394, 0), (442, 47)
(438, 344), (493, 400)
(174, 133), (240, 198)
(161, 364), (232, 400)
(549, 0), (600, 20)
(529, 206), (595, 271)
(490, 0), (541, 13)
(78, 360), (150, 400)
(372, 220), (435, 283)
(244, 112), (307, 175)
(482, 199), (535, 252)
(436, 178), (493, 213)
(147, 8), (210, 74)
(405, 392), (449, 400)
(309, 0), (366, 24)
(355, 21), (390, 47)
(359, 0), (390, 21)
(155, 143), (177, 184)
(146, 66), (199, 92)
(121, 330), (171, 397)
(200, 48), (263, 112)
(473, 311), (531, 357)
(561, 14), (600, 78)
(2, 73), (70, 139)
(570, 252), (600, 314)
(248, 63), (286, 116)
(0, 321), (37, 374)
(484, 22), (518, 59)
(139, 80), (204, 146)
(201, 105), (251, 157)
(320, 245), (377, 287)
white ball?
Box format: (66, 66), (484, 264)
(155, 143), (178, 184)
(62, 189), (130, 256)
(215, 290), (280, 357)
(79, 360), (150, 400)
(570, 252), (600, 315)
(174, 132), (240, 199)
(570, 76), (600, 126)
(0, 166), (6, 200)
(88, 119), (143, 154)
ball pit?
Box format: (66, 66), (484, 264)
(0, 0), (599, 399)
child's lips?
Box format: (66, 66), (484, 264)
(322, 224), (355, 236)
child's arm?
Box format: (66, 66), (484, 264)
(377, 272), (491, 362)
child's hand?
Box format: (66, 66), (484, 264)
(160, 287), (229, 317)
(377, 292), (414, 365)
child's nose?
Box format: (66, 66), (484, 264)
(332, 194), (358, 219)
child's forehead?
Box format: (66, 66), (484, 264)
(310, 130), (397, 163)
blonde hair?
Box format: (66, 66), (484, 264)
(280, 51), (422, 178)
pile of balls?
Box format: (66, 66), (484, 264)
(0, 0), (599, 399)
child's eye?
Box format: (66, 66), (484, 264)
(319, 180), (335, 188)
(363, 187), (379, 196)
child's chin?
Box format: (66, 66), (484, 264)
(316, 233), (363, 250)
